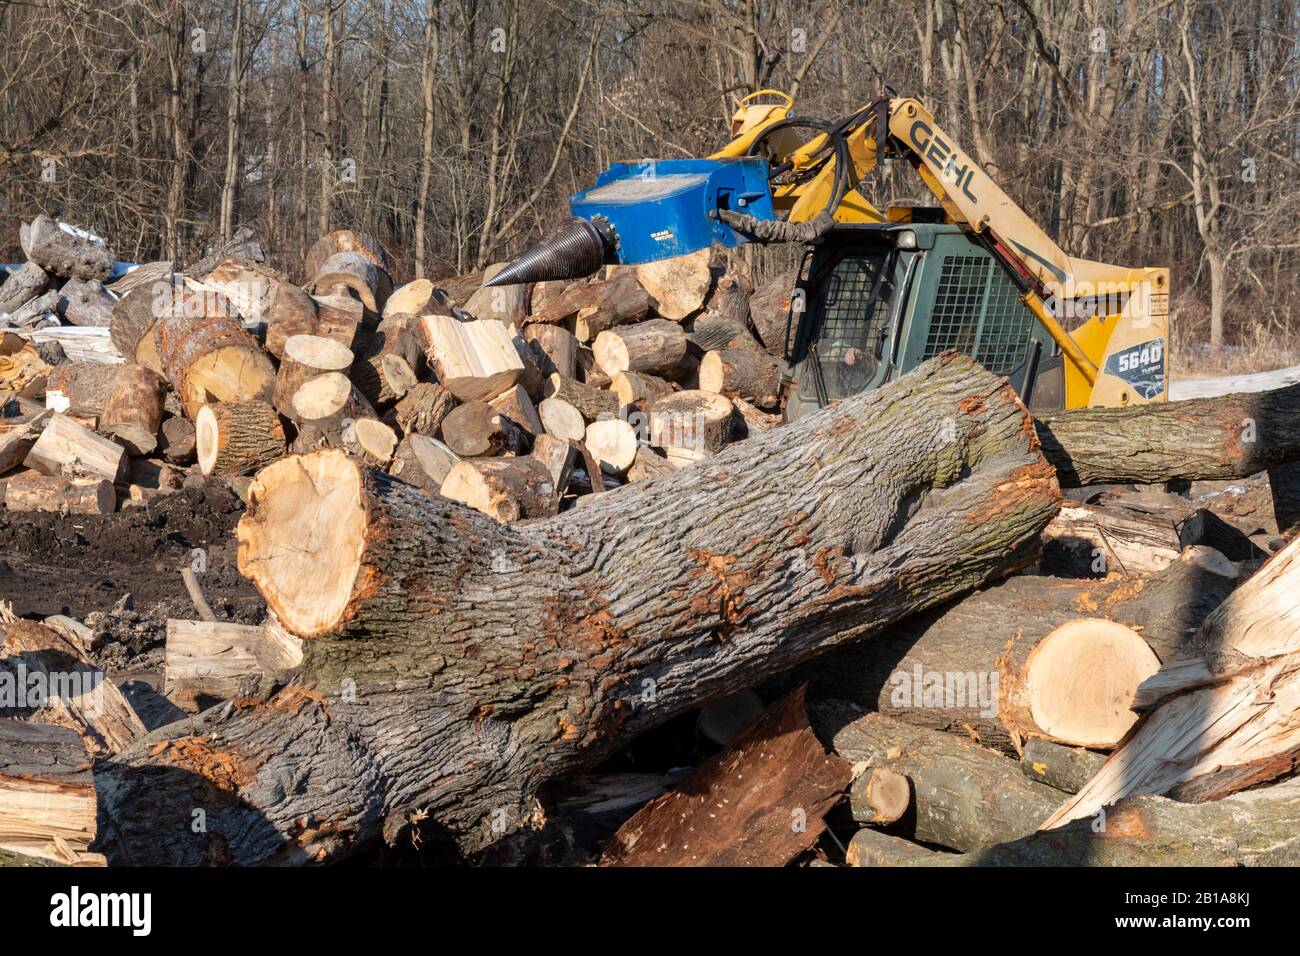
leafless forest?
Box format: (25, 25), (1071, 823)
(2, 0), (1298, 371)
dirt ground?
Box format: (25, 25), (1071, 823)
(0, 480), (264, 680)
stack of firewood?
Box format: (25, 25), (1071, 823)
(0, 219), (796, 525)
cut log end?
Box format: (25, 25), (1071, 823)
(237, 450), (366, 638)
(1023, 618), (1160, 748)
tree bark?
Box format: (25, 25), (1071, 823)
(94, 355), (1059, 865)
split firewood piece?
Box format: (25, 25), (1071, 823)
(0, 262), (51, 315)
(24, 413), (126, 482)
(585, 418), (638, 477)
(289, 373), (377, 451)
(604, 687), (851, 867)
(627, 445), (675, 482)
(201, 257), (284, 325)
(488, 383), (544, 437)
(0, 720), (100, 866)
(649, 390), (734, 462)
(747, 270), (797, 355)
(383, 279), (442, 319)
(1178, 507), (1265, 560)
(845, 828), (943, 867)
(100, 364), (166, 456)
(351, 316), (423, 408)
(693, 273), (755, 344)
(311, 293), (364, 349)
(542, 372), (617, 422)
(99, 355), (1059, 865)
(699, 348), (784, 409)
(4, 472), (115, 514)
(440, 400), (528, 457)
(421, 314), (527, 401)
(164, 618), (304, 712)
(109, 285), (166, 374)
(158, 416), (197, 465)
(815, 703), (1064, 852)
(440, 456), (560, 522)
(7, 289), (60, 327)
(263, 281), (319, 358)
(806, 548), (1234, 754)
(2, 619), (145, 756)
(523, 323), (578, 379)
(463, 264), (530, 324)
(0, 410), (51, 473)
(593, 319), (688, 377)
(1041, 501), (1182, 576)
(849, 767), (911, 825)
(571, 273), (653, 342)
(632, 248), (712, 321)
(434, 272), (482, 307)
(689, 311), (762, 353)
(527, 271), (650, 330)
(44, 361), (119, 416)
(538, 397), (585, 443)
(22, 215), (115, 281)
(564, 440), (604, 495)
(393, 381), (455, 437)
(528, 279), (569, 315)
(196, 401), (287, 477)
(272, 333), (355, 419)
(311, 252), (381, 313)
(530, 433), (576, 498)
(1018, 739), (1107, 794)
(388, 434), (460, 494)
(342, 418), (398, 467)
(155, 286), (276, 418)
(56, 278), (115, 328)
(1044, 533), (1300, 828)
(107, 260), (174, 298)
(610, 371), (674, 411)
(732, 397), (783, 435)
(1036, 380), (1300, 487)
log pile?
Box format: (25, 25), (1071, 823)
(4, 216), (1300, 870)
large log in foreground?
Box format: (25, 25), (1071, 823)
(94, 355), (1060, 865)
(1036, 381), (1300, 486)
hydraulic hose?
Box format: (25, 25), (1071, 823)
(716, 116), (853, 245)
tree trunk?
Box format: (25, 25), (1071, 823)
(803, 545), (1238, 754)
(815, 703), (1066, 852)
(927, 778), (1300, 866)
(94, 355), (1059, 865)
(1035, 381), (1300, 486)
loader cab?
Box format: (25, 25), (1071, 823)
(783, 222), (1066, 421)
